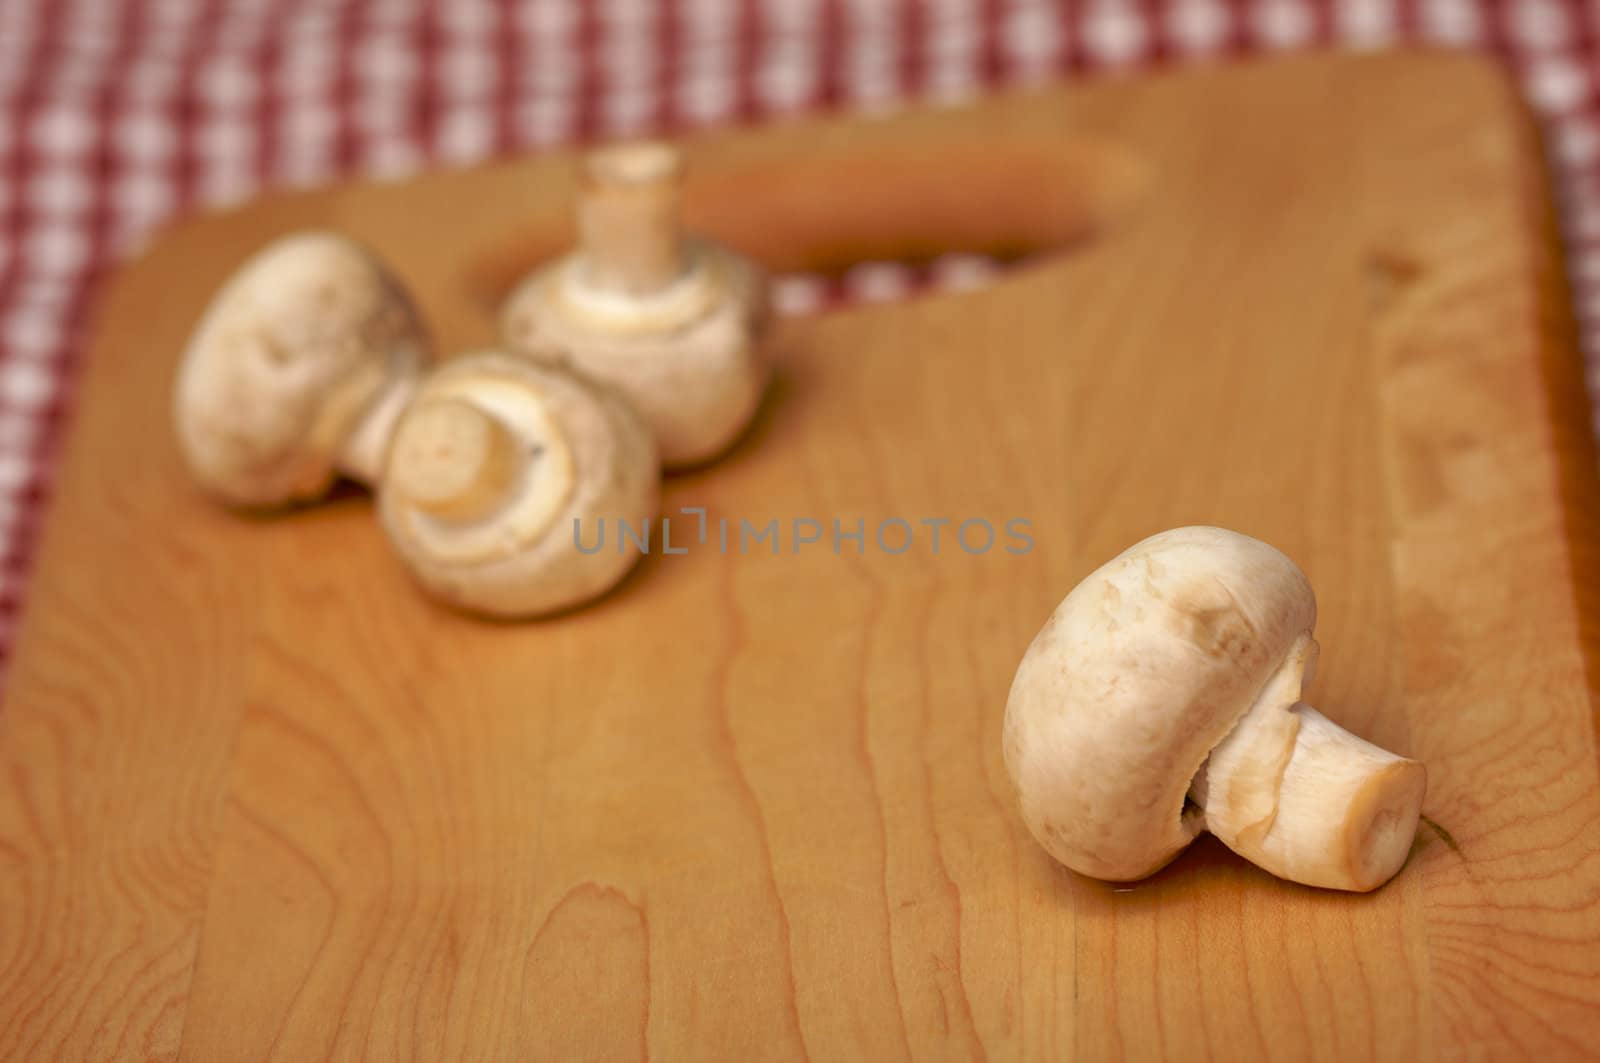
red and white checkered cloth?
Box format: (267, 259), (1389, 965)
(2, 0), (1599, 670)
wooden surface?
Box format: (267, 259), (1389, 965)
(3, 52), (1600, 1060)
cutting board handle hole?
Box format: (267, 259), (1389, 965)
(469, 129), (1147, 316)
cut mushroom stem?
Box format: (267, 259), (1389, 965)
(387, 397), (527, 523)
(336, 372), (420, 487)
(578, 142), (687, 296)
(1188, 636), (1428, 892)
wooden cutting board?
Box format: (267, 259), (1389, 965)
(4, 52), (1599, 1060)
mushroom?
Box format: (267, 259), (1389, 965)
(1002, 526), (1426, 892)
(500, 141), (770, 469)
(378, 351), (658, 618)
(175, 231), (430, 507)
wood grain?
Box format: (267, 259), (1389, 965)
(3, 52), (1599, 1060)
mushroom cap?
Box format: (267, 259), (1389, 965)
(1002, 526), (1317, 881)
(378, 351), (658, 618)
(174, 231), (429, 507)
(499, 239), (770, 468)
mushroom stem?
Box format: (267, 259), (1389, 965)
(337, 371), (420, 487)
(1190, 640), (1426, 892)
(576, 142), (686, 296)
(387, 398), (525, 523)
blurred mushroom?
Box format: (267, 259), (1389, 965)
(379, 351), (658, 618)
(500, 141), (770, 469)
(1003, 526), (1426, 892)
(175, 231), (429, 507)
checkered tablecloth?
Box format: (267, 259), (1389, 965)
(2, 0), (1598, 669)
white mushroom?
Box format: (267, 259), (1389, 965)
(1003, 526), (1426, 892)
(378, 351), (658, 618)
(500, 141), (769, 469)
(175, 231), (429, 507)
